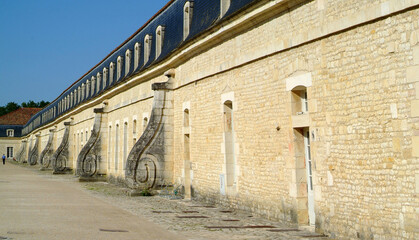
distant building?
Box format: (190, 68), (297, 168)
(0, 108), (41, 159)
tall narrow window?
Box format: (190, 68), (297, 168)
(96, 72), (101, 92)
(133, 119), (137, 142)
(144, 34), (152, 64)
(123, 122), (128, 170)
(134, 42), (141, 69)
(155, 26), (165, 58)
(143, 117), (148, 132)
(6, 147), (13, 158)
(291, 86), (308, 115)
(220, 0), (231, 18)
(91, 76), (96, 96)
(223, 100), (235, 186)
(108, 126), (112, 170)
(125, 49), (131, 76)
(183, 2), (193, 40)
(117, 56), (123, 80)
(115, 124), (119, 171)
(103, 67), (108, 90)
(184, 109), (190, 127)
(109, 62), (115, 85)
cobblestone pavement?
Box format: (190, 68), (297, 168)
(10, 162), (331, 240)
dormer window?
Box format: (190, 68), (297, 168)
(7, 129), (14, 137)
(81, 83), (86, 100)
(183, 2), (193, 40)
(144, 34), (152, 64)
(117, 56), (123, 80)
(91, 76), (96, 96)
(220, 0), (231, 18)
(70, 92), (73, 107)
(156, 26), (165, 58)
(109, 62), (115, 84)
(134, 42), (141, 69)
(86, 80), (90, 99)
(96, 72), (101, 91)
(103, 67), (108, 90)
(78, 86), (81, 103)
(125, 49), (131, 76)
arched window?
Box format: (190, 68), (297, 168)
(144, 34), (152, 64)
(183, 2), (193, 40)
(125, 49), (131, 76)
(102, 67), (108, 90)
(109, 62), (115, 85)
(117, 56), (123, 80)
(155, 26), (165, 58)
(96, 72), (101, 93)
(134, 42), (141, 69)
(91, 76), (96, 96)
(220, 0), (231, 18)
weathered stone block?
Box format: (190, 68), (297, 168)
(412, 136), (419, 157)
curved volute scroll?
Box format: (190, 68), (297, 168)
(125, 69), (175, 190)
(28, 134), (41, 165)
(51, 122), (71, 174)
(76, 108), (104, 180)
(16, 140), (27, 163)
(39, 129), (55, 170)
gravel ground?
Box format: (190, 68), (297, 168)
(15, 162), (331, 240)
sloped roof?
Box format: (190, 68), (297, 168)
(0, 108), (42, 125)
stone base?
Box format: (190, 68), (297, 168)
(53, 168), (73, 175)
(39, 167), (51, 171)
(78, 175), (106, 182)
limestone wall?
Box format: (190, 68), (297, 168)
(15, 0), (419, 239)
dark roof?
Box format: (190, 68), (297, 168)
(0, 108), (42, 125)
(22, 0), (257, 136)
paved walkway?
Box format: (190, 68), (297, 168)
(0, 162), (185, 240)
(0, 161), (330, 240)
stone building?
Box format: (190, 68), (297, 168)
(0, 108), (41, 160)
(4, 0), (419, 238)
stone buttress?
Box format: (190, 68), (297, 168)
(28, 134), (40, 165)
(39, 129), (55, 170)
(76, 108), (107, 181)
(16, 140), (27, 163)
(51, 122), (71, 174)
(125, 70), (175, 190)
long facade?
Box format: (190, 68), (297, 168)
(6, 0), (419, 239)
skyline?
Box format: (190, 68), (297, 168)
(0, 0), (169, 106)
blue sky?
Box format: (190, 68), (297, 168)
(0, 0), (169, 106)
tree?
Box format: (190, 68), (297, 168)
(5, 102), (20, 113)
(0, 100), (50, 117)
